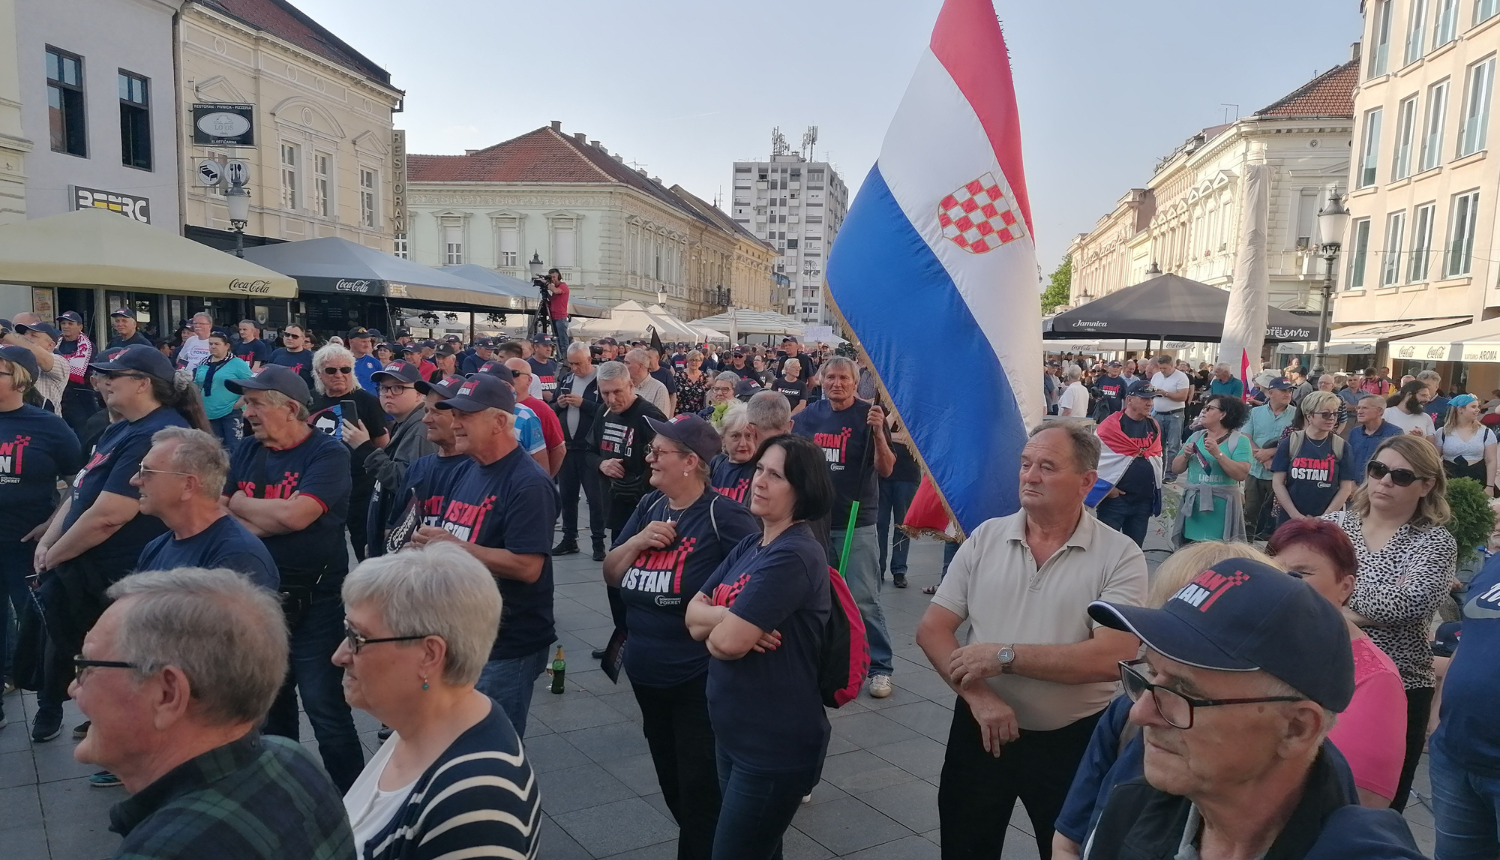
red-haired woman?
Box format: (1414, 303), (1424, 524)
(1268, 519), (1407, 808)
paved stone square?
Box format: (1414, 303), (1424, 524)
(1, 521), (1439, 858)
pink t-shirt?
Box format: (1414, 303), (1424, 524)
(1328, 636), (1407, 801)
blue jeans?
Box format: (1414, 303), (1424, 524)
(477, 646), (549, 738)
(941, 540), (960, 578)
(0, 540), (32, 678)
(877, 478), (918, 577)
(1152, 410), (1184, 477)
(713, 746), (821, 860)
(263, 592), (364, 793)
(1430, 740), (1500, 859)
(1095, 490), (1154, 548)
(209, 411), (242, 448)
(553, 317), (570, 347)
(828, 525), (893, 678)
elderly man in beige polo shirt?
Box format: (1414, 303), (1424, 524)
(917, 421), (1147, 860)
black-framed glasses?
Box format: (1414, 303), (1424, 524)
(1201, 404), (1222, 413)
(378, 384), (415, 396)
(1119, 659), (1304, 730)
(74, 656), (138, 683)
(322, 366), (353, 375)
(343, 623), (432, 655)
(1366, 460), (1421, 486)
(644, 443), (688, 459)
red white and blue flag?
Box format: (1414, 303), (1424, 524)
(828, 0), (1042, 536)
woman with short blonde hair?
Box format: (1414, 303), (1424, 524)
(1270, 389), (1355, 527)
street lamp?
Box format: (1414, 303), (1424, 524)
(1313, 193), (1351, 371)
(225, 183), (250, 258)
(657, 288), (667, 307)
(528, 251), (545, 280)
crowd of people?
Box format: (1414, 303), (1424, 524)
(0, 307), (1490, 859)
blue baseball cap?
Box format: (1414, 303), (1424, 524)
(88, 343), (176, 383)
(371, 359), (424, 386)
(415, 374), (465, 399)
(1088, 558), (1355, 712)
(225, 364), (311, 406)
(0, 344), (38, 380)
(433, 372), (515, 414)
(1265, 377), (1295, 391)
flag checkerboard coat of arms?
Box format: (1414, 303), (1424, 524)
(938, 172), (1025, 253)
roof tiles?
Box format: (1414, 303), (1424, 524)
(1254, 59), (1358, 118)
(195, 0), (392, 86)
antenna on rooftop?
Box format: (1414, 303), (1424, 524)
(801, 126), (819, 160)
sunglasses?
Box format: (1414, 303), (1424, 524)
(321, 366), (353, 375)
(1366, 460), (1421, 486)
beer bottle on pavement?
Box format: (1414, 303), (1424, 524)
(549, 646), (566, 694)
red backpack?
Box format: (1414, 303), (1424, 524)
(819, 566), (870, 708)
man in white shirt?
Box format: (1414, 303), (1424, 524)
(1149, 354), (1190, 482)
(176, 312), (215, 372)
(624, 348), (671, 416)
(1056, 365), (1090, 418)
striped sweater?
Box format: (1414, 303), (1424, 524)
(362, 702), (540, 860)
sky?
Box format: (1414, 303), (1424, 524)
(291, 0), (1366, 273)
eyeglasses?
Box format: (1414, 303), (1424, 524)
(1118, 659), (1305, 730)
(1201, 404), (1221, 413)
(322, 366), (353, 375)
(343, 623), (432, 656)
(1366, 460), (1421, 486)
(136, 464), (193, 479)
(1309, 411), (1341, 421)
(378, 384), (415, 395)
(73, 656), (138, 684)
(644, 443), (688, 459)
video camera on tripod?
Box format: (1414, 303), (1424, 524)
(531, 271), (553, 337)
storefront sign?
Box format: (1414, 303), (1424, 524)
(388, 284), (409, 298)
(228, 278), (274, 294)
(336, 279), (374, 293)
(391, 129), (408, 235)
(31, 287), (54, 323)
(71, 186), (150, 222)
(1266, 325), (1315, 340)
(192, 104), (255, 147)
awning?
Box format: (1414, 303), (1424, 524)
(1388, 316), (1500, 363)
(1274, 317), (1471, 355)
(689, 309), (807, 337)
(572, 301), (704, 341)
(1046, 273), (1319, 342)
(0, 208), (297, 298)
(242, 237), (506, 306)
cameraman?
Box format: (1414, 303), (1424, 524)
(545, 268), (570, 346)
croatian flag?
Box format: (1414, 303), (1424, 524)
(827, 0), (1042, 536)
(1086, 412), (1164, 508)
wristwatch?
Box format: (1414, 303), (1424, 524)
(997, 646), (1016, 674)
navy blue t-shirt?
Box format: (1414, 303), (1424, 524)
(136, 515), (279, 591)
(528, 357), (560, 400)
(700, 523), (830, 771)
(107, 332), (154, 350)
(650, 366), (678, 396)
(267, 347), (315, 389)
(710, 455), (756, 505)
(1093, 376), (1128, 418)
(436, 447), (558, 659)
(64, 407), (188, 571)
(227, 430), (352, 578)
(1271, 433), (1355, 522)
(1433, 556), (1500, 777)
(0, 404), (82, 542)
(614, 490), (759, 688)
(393, 452), (471, 528)
(1113, 414), (1159, 498)
(460, 353), (487, 376)
(793, 399), (891, 529)
(771, 378), (806, 409)
(235, 338), (271, 368)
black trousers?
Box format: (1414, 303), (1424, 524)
(633, 674), (720, 860)
(557, 448), (605, 543)
(60, 385), (100, 441)
(1392, 685), (1435, 812)
(938, 696), (1102, 860)
(606, 526), (628, 633)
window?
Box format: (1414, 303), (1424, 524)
(1447, 190), (1479, 276)
(118, 71), (149, 170)
(1359, 108), (1383, 187)
(1392, 95), (1418, 179)
(279, 143), (299, 211)
(1370, 0), (1392, 76)
(787, 238), (798, 250)
(443, 225), (464, 265)
(312, 151), (331, 217)
(394, 234), (408, 259)
(1382, 211), (1407, 286)
(1409, 202), (1436, 281)
(1405, 0), (1428, 65)
(1348, 218), (1371, 288)
(1295, 191), (1319, 249)
(46, 48), (85, 156)
(553, 222), (577, 270)
(359, 167), (378, 229)
(1434, 0), (1458, 46)
(1421, 79), (1449, 170)
(1458, 58), (1494, 157)
(497, 220), (518, 267)
(1477, 0), (1499, 24)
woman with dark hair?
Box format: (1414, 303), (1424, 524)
(1325, 433), (1455, 811)
(686, 434), (833, 859)
(1267, 519), (1407, 808)
(1384, 379), (1436, 437)
(1170, 394), (1252, 544)
(27, 344), (208, 744)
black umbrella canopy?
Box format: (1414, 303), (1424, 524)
(1046, 273), (1319, 343)
(242, 237), (504, 304)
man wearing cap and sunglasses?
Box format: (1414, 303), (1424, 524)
(222, 365), (362, 793)
(409, 373), (558, 737)
(360, 360), (438, 557)
(1081, 558), (1424, 859)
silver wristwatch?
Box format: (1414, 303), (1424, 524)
(997, 646), (1016, 674)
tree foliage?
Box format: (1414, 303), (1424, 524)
(1446, 477), (1497, 565)
(1041, 255), (1072, 314)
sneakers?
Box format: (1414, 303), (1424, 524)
(892, 574), (908, 589)
(552, 538), (580, 555)
(591, 541), (606, 562)
(31, 708), (62, 742)
(73, 720), (90, 740)
(869, 674), (893, 699)
(88, 770), (122, 788)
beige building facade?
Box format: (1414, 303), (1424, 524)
(177, 0), (403, 252)
(0, 0), (27, 227)
(670, 184), (777, 314)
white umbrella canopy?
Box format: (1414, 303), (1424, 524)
(0, 208), (297, 297)
(571, 301), (692, 340)
(643, 304), (706, 340)
(689, 309), (806, 338)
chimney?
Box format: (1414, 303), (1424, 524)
(573, 132), (587, 143)
(652, 176), (662, 185)
(465, 149), (479, 156)
(637, 168), (647, 176)
(613, 154), (624, 163)
(550, 120), (561, 132)
(1350, 41), (1361, 63)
